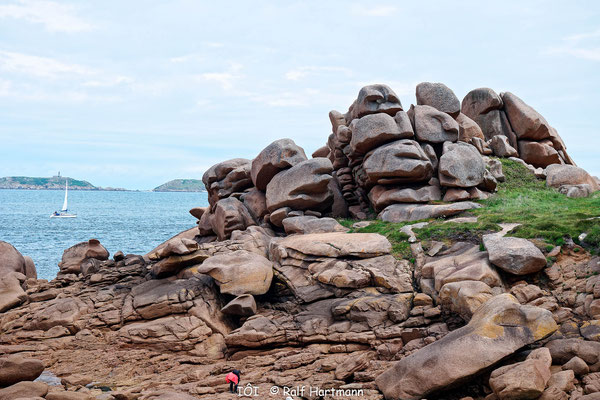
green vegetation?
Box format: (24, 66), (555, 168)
(153, 179), (205, 192)
(339, 158), (600, 256)
(415, 221), (501, 244)
(472, 159), (600, 249)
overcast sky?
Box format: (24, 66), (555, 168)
(1, 1), (599, 189)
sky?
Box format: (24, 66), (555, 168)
(0, 1), (599, 190)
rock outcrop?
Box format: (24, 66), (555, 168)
(375, 294), (557, 399)
(1, 81), (598, 400)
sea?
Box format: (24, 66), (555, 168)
(0, 189), (208, 280)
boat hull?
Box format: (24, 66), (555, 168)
(50, 214), (77, 218)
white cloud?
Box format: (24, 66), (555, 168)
(285, 66), (352, 81)
(565, 29), (600, 42)
(82, 76), (134, 87)
(351, 4), (397, 17)
(196, 63), (243, 90)
(544, 47), (600, 62)
(0, 50), (96, 78)
(0, 0), (93, 33)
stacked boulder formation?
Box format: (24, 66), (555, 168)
(1, 83), (600, 399)
(195, 82), (596, 238)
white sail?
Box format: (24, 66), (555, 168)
(61, 181), (68, 211)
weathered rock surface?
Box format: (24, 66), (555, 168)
(369, 184), (441, 211)
(211, 197), (255, 241)
(281, 216), (347, 235)
(362, 139), (434, 185)
(379, 202), (481, 222)
(502, 92), (552, 140)
(457, 112), (485, 143)
(416, 82), (461, 117)
(350, 112), (413, 155)
(483, 234), (547, 275)
(461, 88), (503, 118)
(353, 84), (403, 119)
(411, 104), (459, 143)
(202, 158), (253, 207)
(490, 134), (518, 157)
(0, 355), (44, 387)
(375, 294), (557, 399)
(0, 241), (26, 275)
(221, 294), (257, 316)
(265, 158), (333, 212)
(0, 272), (27, 313)
(489, 347), (552, 399)
(58, 239), (109, 275)
(518, 140), (560, 168)
(546, 164), (599, 191)
(438, 142), (486, 187)
(0, 381), (48, 400)
(196, 250), (273, 296)
(250, 139), (308, 191)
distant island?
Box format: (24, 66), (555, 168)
(0, 176), (127, 191)
(153, 179), (205, 192)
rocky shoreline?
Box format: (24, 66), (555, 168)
(1, 82), (600, 400)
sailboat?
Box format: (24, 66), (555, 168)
(50, 179), (77, 218)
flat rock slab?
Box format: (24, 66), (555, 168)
(272, 232), (391, 258)
(378, 202), (481, 222)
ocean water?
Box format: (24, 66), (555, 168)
(0, 189), (208, 280)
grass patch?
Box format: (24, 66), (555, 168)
(415, 221), (501, 244)
(338, 158), (600, 253)
(472, 159), (600, 249)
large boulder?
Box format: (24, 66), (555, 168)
(250, 139), (308, 191)
(438, 142), (486, 187)
(379, 202), (481, 222)
(439, 280), (493, 321)
(518, 140), (560, 168)
(241, 187), (268, 220)
(0, 241), (26, 275)
(461, 88), (503, 119)
(546, 164), (599, 191)
(22, 256), (37, 280)
(545, 338), (600, 365)
(422, 242), (503, 292)
(0, 381), (48, 400)
(58, 239), (109, 274)
(354, 84), (403, 119)
(202, 158), (253, 207)
(265, 158), (333, 212)
(350, 112), (413, 155)
(375, 294), (558, 400)
(483, 234), (547, 275)
(489, 348), (552, 400)
(0, 355), (45, 387)
(416, 82), (461, 117)
(502, 92), (552, 140)
(281, 216), (347, 235)
(362, 139), (434, 186)
(411, 105), (459, 143)
(196, 250), (273, 296)
(272, 232), (391, 259)
(368, 184), (441, 211)
(221, 294), (257, 317)
(457, 113), (485, 143)
(211, 197), (255, 241)
(0, 272), (27, 313)
(490, 135), (518, 157)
